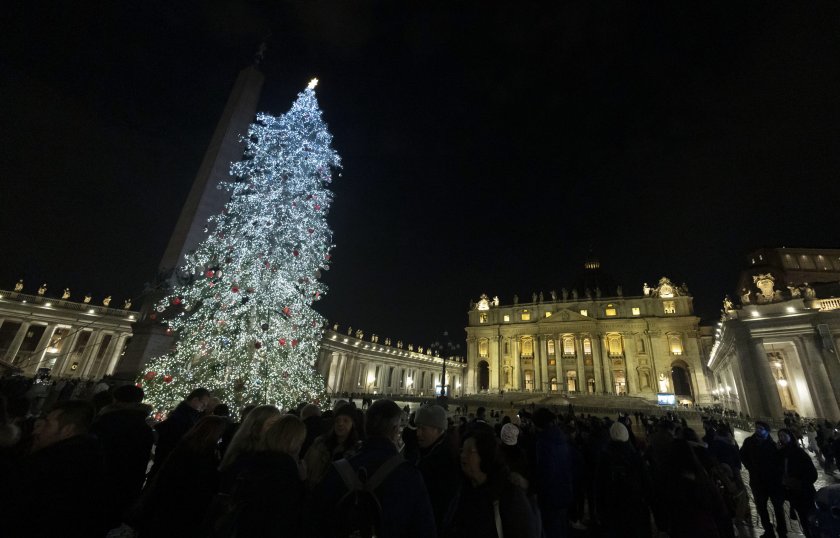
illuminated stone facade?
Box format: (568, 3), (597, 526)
(464, 276), (711, 403)
(708, 251), (840, 421)
(0, 288), (136, 379)
(315, 327), (466, 397)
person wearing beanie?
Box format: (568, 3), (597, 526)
(596, 416), (653, 538)
(609, 422), (630, 443)
(412, 404), (460, 534)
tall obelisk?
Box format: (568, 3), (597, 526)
(114, 59), (265, 380)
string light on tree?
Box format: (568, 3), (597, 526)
(140, 79), (341, 413)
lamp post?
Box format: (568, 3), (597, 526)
(430, 331), (461, 398)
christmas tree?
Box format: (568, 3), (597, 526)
(140, 79), (340, 412)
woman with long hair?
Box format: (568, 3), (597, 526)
(218, 404), (281, 471)
(444, 430), (539, 538)
(142, 415), (228, 537)
(223, 414), (309, 537)
(303, 403), (362, 489)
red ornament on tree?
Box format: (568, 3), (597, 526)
(231, 286), (239, 293)
(293, 250), (299, 257)
(278, 338), (287, 346)
(205, 270), (215, 278)
(163, 375), (173, 383)
(307, 228), (314, 234)
(282, 306), (291, 317)
(149, 313), (157, 320)
(314, 204), (321, 211)
(143, 371), (157, 381)
(325, 254), (331, 261)
(171, 297), (182, 305)
(291, 339), (299, 347)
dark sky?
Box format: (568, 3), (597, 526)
(3, 2), (840, 349)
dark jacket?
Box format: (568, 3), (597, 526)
(222, 451), (306, 537)
(533, 424), (574, 510)
(91, 402), (154, 527)
(4, 434), (106, 538)
(313, 436), (436, 538)
(780, 442), (818, 502)
(444, 474), (539, 538)
(596, 440), (652, 537)
(740, 433), (782, 490)
(150, 401), (201, 476)
(417, 432), (461, 534)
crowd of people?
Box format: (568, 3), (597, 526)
(0, 380), (828, 538)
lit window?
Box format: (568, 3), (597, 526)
(566, 370), (577, 392)
(580, 309), (588, 317)
(547, 340), (555, 356)
(605, 305), (617, 316)
(583, 338), (592, 355)
(668, 334), (683, 355)
(544, 311), (552, 318)
(479, 339), (489, 358)
(563, 336), (575, 356)
(524, 370), (534, 391)
(632, 307), (640, 316)
(548, 358), (556, 366)
(607, 334), (623, 357)
(479, 312), (487, 323)
(521, 337), (534, 357)
(521, 310), (530, 321)
(503, 314), (510, 322)
(799, 254), (816, 270)
(663, 301), (676, 314)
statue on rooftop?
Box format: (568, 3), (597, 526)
(14, 279), (24, 292)
(37, 283), (47, 295)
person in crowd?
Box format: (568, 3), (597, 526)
(741, 421), (786, 538)
(778, 427), (818, 537)
(211, 403), (236, 458)
(141, 415), (228, 538)
(531, 407), (574, 538)
(300, 402), (324, 457)
(304, 401), (362, 489)
(500, 422), (530, 485)
(402, 410), (421, 463)
(90, 384), (155, 532)
(221, 414), (308, 537)
(314, 399), (436, 538)
(3, 400), (106, 538)
(414, 404), (461, 534)
(596, 421), (652, 538)
(218, 404), (281, 472)
(149, 387), (212, 477)
(445, 429), (539, 538)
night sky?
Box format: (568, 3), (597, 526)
(3, 2), (840, 349)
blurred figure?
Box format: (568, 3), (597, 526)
(149, 387), (212, 477)
(142, 415), (228, 538)
(218, 404), (281, 472)
(3, 400), (105, 538)
(414, 404), (460, 534)
(741, 421), (786, 538)
(596, 422), (652, 538)
(778, 427), (817, 537)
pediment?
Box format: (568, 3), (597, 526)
(538, 308), (593, 323)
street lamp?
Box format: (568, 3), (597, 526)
(430, 331), (461, 398)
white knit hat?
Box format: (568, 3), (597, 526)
(609, 422), (629, 442)
(500, 423), (520, 446)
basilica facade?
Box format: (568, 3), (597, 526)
(464, 274), (711, 404)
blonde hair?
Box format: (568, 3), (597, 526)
(219, 404), (281, 469)
(262, 414), (306, 457)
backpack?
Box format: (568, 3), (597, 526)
(332, 453), (404, 538)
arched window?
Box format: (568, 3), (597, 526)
(524, 370), (534, 391)
(550, 376), (558, 391)
(521, 337), (534, 358)
(563, 336), (575, 356)
(547, 339), (555, 356)
(607, 334), (623, 357)
(583, 338), (592, 355)
(668, 334), (683, 355)
(479, 338), (489, 358)
(587, 378), (596, 394)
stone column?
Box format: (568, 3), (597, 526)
(621, 334), (637, 395)
(554, 335), (563, 391)
(799, 336), (840, 420)
(52, 328), (83, 377)
(600, 334), (612, 394)
(591, 333), (603, 394)
(80, 331), (107, 379)
(750, 338), (784, 420)
(513, 337), (521, 390)
(574, 335), (585, 394)
(26, 323), (58, 376)
(4, 321), (31, 364)
(104, 334), (131, 377)
(534, 335), (544, 392)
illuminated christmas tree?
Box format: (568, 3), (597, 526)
(141, 79), (340, 412)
